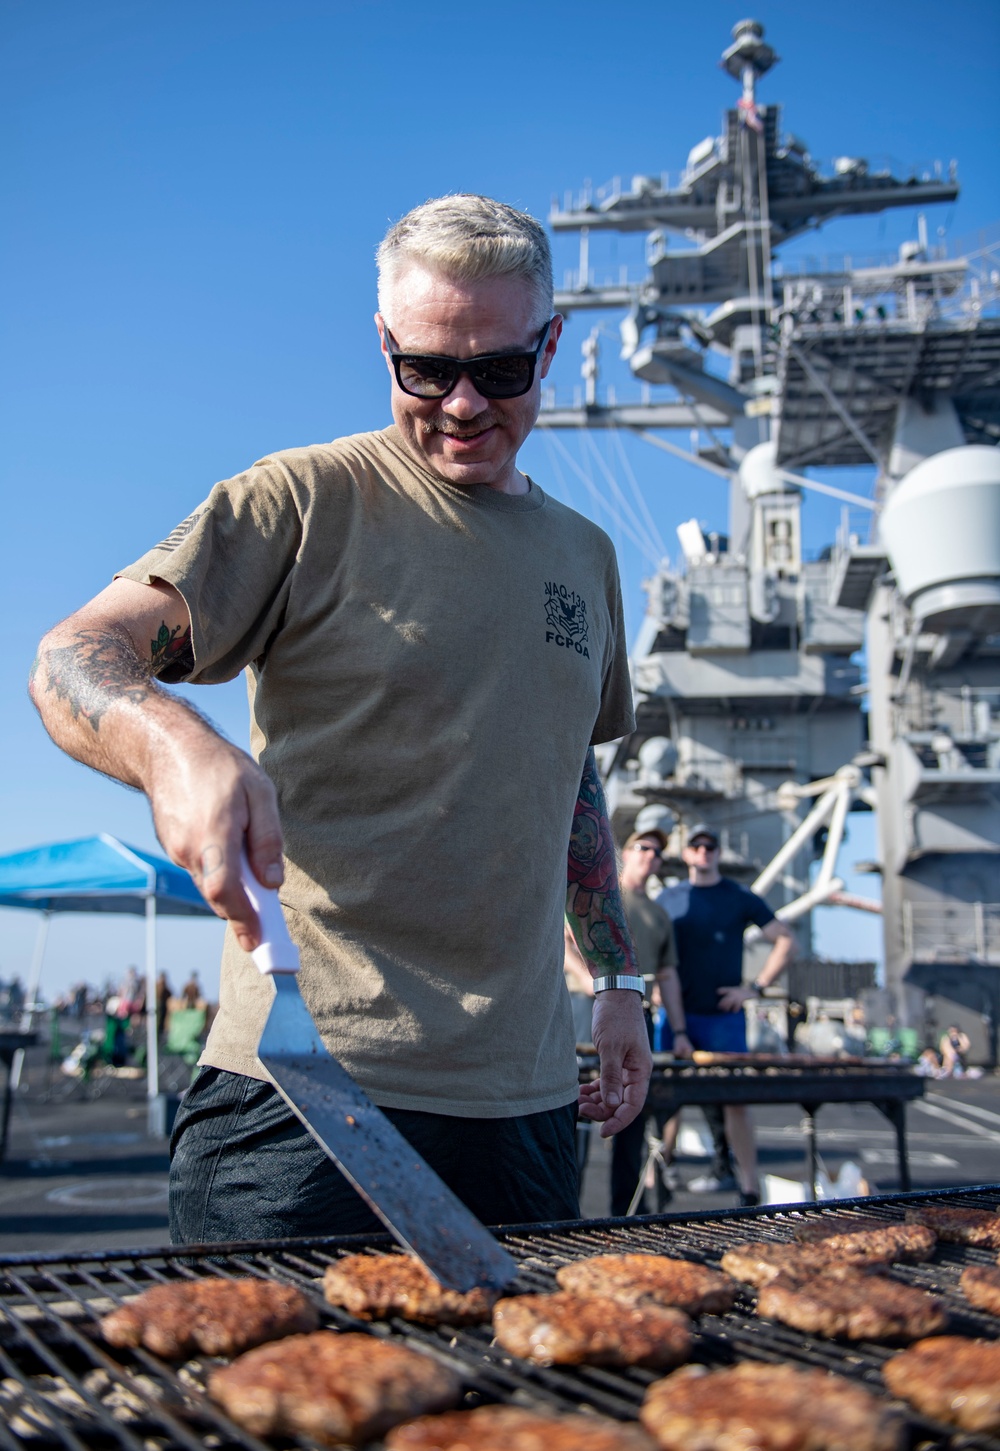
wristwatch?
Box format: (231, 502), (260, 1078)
(592, 974), (645, 994)
(751, 977), (769, 995)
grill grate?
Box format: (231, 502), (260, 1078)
(1, 1186), (999, 1449)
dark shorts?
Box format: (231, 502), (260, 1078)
(169, 1067), (580, 1244)
(658, 1011), (748, 1054)
(685, 1012), (748, 1053)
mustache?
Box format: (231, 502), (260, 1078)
(421, 412), (503, 437)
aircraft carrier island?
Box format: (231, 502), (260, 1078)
(539, 20), (1000, 1063)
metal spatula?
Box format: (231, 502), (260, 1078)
(241, 856), (516, 1292)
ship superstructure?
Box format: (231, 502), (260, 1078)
(538, 20), (1000, 1054)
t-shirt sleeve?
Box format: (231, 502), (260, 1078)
(746, 889), (776, 930)
(590, 567), (635, 745)
(114, 461), (305, 684)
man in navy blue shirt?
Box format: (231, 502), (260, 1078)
(658, 823), (795, 1205)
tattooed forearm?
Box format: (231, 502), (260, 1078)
(38, 627), (155, 732)
(151, 621), (194, 677)
(566, 748), (638, 976)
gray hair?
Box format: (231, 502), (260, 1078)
(377, 194), (553, 329)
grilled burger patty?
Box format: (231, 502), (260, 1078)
(322, 1252), (496, 1325)
(492, 1291), (692, 1368)
(100, 1276), (318, 1358)
(756, 1267), (948, 1341)
(385, 1405), (657, 1449)
(640, 1362), (905, 1451)
(556, 1253), (737, 1316)
(722, 1242), (873, 1287)
(208, 1331), (459, 1446)
(793, 1215), (897, 1241)
(791, 1222), (935, 1262)
(905, 1203), (1000, 1247)
(722, 1224), (934, 1294)
(882, 1335), (1000, 1433)
(721, 1224), (935, 1288)
(961, 1264), (1000, 1316)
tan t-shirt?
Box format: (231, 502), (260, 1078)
(623, 890), (678, 997)
(118, 426), (634, 1116)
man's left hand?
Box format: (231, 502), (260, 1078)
(578, 990), (652, 1138)
(717, 985), (756, 1012)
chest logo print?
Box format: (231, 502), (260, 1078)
(545, 581), (590, 658)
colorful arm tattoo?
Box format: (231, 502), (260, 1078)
(566, 748), (638, 976)
(34, 619), (193, 734)
(150, 621), (194, 676)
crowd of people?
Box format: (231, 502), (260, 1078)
(38, 969), (211, 1079)
(916, 1026), (984, 1080)
(47, 970), (207, 1027)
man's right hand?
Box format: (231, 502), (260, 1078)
(145, 735), (284, 952)
(716, 985), (755, 1012)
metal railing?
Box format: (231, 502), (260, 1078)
(894, 683), (1000, 740)
(903, 900), (1000, 963)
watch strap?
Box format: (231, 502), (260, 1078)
(592, 974), (645, 994)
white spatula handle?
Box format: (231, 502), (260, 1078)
(239, 852), (300, 974)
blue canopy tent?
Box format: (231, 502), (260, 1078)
(0, 833), (214, 1112)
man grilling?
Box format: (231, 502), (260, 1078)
(30, 194), (651, 1241)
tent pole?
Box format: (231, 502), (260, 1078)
(11, 910), (51, 1090)
(145, 896), (159, 1103)
(22, 910), (51, 1027)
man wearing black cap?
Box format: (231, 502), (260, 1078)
(658, 823), (795, 1205)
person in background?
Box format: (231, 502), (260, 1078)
(565, 828), (684, 1212)
(916, 1046), (944, 1078)
(181, 972), (202, 1010)
(658, 823), (796, 1206)
(156, 972), (173, 1039)
(611, 828), (687, 1215)
(939, 1024), (981, 1078)
(118, 965), (145, 1020)
(5, 977), (25, 1023)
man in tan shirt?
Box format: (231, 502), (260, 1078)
(566, 827), (689, 1213)
(614, 829), (689, 1214)
(31, 195), (652, 1241)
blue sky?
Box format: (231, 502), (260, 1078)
(2, 0), (998, 1000)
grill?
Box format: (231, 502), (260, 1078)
(581, 1054), (926, 1194)
(2, 1186), (998, 1449)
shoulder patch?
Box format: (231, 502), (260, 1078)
(155, 511), (204, 553)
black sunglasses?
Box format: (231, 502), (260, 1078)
(383, 318), (554, 400)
